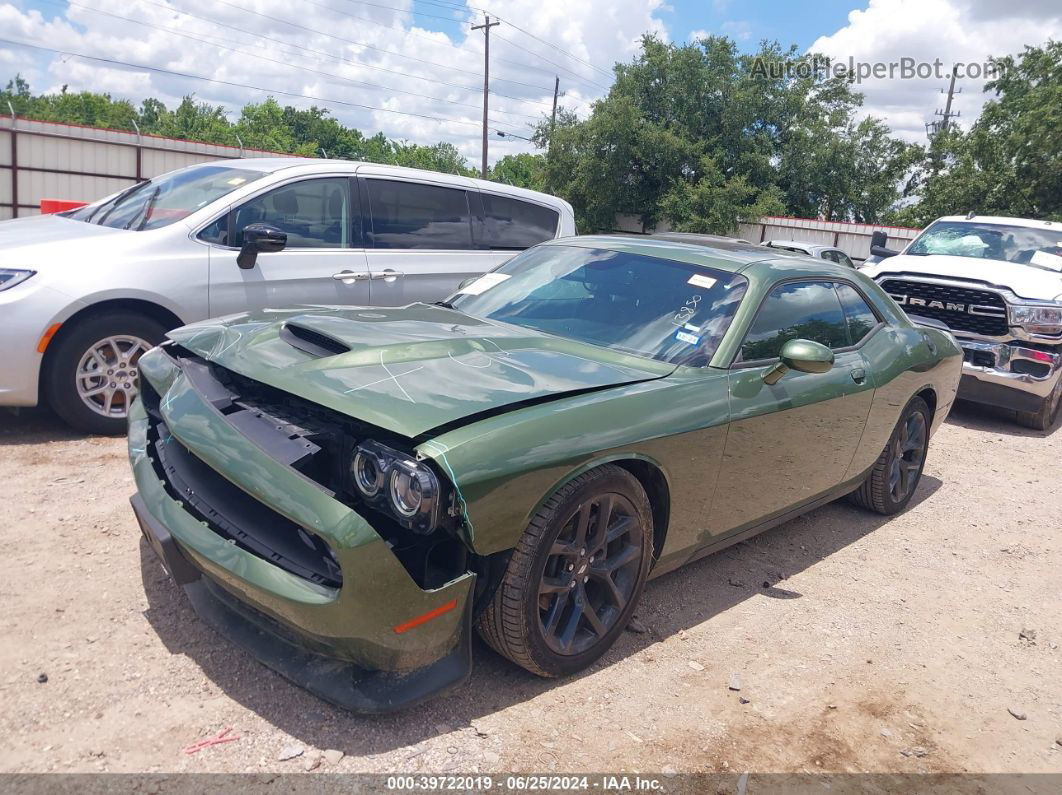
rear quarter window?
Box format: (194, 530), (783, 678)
(483, 194), (560, 249)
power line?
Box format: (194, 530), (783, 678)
(126, 0), (556, 110)
(336, 0), (606, 90)
(0, 35), (529, 138)
(473, 5), (616, 79)
(493, 32), (610, 92)
(56, 0), (540, 124)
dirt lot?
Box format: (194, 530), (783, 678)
(0, 402), (1059, 776)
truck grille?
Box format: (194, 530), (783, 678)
(879, 279), (1009, 337)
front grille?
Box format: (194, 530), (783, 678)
(880, 279), (1009, 337)
(146, 412), (343, 588)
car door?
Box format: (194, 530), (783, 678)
(204, 175), (371, 316)
(708, 279), (879, 536)
(359, 176), (504, 305)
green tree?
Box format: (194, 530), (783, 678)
(489, 152), (547, 190)
(895, 41), (1062, 224)
(537, 35), (914, 232)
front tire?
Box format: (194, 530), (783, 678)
(849, 396), (930, 515)
(45, 312), (166, 435)
(1015, 377), (1061, 431)
(477, 465), (653, 678)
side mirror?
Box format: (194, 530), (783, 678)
(237, 223), (287, 269)
(763, 339), (835, 385)
(869, 229), (900, 260)
(456, 276), (477, 291)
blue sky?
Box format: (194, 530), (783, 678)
(664, 0), (860, 51)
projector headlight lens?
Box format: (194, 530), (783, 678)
(350, 440), (441, 533)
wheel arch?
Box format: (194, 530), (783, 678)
(915, 385), (937, 421)
(527, 454), (672, 564)
(39, 297), (185, 400)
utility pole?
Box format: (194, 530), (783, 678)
(549, 75), (559, 149)
(925, 71), (961, 139)
(472, 14), (500, 179)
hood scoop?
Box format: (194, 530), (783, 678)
(279, 322), (351, 358)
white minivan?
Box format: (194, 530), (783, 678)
(0, 158), (576, 433)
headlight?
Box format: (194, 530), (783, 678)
(350, 440), (441, 533)
(0, 269), (35, 292)
(1009, 303), (1062, 336)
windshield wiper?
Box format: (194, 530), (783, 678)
(433, 300), (456, 309)
(91, 179), (152, 226)
(129, 186), (161, 231)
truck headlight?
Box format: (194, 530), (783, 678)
(1009, 303), (1062, 336)
(350, 440), (441, 533)
(0, 269), (35, 292)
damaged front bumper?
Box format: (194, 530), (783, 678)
(957, 338), (1062, 412)
(127, 354), (476, 714)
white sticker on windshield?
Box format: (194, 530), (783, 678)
(675, 330), (701, 345)
(688, 273), (717, 289)
(1030, 250), (1062, 271)
(457, 273), (511, 295)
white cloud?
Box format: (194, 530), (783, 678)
(720, 20), (751, 42)
(0, 0), (669, 164)
(688, 28), (711, 43)
(810, 0), (1062, 141)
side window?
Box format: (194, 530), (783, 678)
(198, 214), (229, 245)
(837, 253), (855, 268)
(482, 194), (559, 249)
(740, 280), (849, 361)
(366, 179), (472, 249)
(231, 178), (350, 249)
(835, 283), (879, 345)
(820, 250), (836, 261)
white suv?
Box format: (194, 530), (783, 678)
(862, 215), (1062, 430)
(0, 159), (576, 433)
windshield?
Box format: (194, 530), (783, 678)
(907, 220), (1062, 271)
(449, 244), (748, 367)
(64, 165), (267, 231)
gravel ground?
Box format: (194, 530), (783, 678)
(0, 401), (1059, 775)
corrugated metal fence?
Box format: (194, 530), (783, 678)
(616, 214), (922, 261)
(737, 216), (922, 261)
(0, 115), (285, 220)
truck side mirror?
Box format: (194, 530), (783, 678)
(870, 229), (901, 260)
(237, 223), (287, 269)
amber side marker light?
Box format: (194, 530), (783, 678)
(393, 598), (459, 634)
(37, 323), (62, 353)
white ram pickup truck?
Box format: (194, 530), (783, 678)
(861, 215), (1062, 430)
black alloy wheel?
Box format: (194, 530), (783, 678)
(849, 395), (931, 515)
(478, 464), (653, 677)
(887, 410), (927, 503)
(538, 492), (643, 656)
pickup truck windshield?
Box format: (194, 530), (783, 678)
(907, 220), (1062, 271)
(64, 165), (267, 231)
(450, 244), (748, 367)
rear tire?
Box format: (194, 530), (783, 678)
(45, 312), (166, 435)
(849, 396), (930, 515)
(477, 465), (653, 678)
(1015, 379), (1061, 431)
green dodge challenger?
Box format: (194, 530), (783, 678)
(128, 236), (962, 712)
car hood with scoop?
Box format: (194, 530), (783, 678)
(166, 303), (674, 438)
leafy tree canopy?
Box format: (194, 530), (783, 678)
(891, 41), (1062, 225)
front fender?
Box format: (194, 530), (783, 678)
(417, 369), (731, 558)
